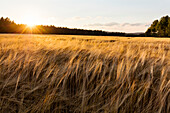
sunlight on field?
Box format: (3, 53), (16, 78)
(0, 34), (169, 112)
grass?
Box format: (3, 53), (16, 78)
(0, 34), (169, 113)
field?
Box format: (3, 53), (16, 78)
(0, 34), (169, 113)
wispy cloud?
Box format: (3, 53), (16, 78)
(85, 22), (146, 27)
(84, 22), (149, 33)
(121, 23), (143, 26)
(87, 22), (119, 27)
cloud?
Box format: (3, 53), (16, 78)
(84, 22), (149, 33)
(122, 23), (143, 26)
(86, 22), (119, 27)
(86, 22), (146, 27)
(145, 24), (151, 27)
(104, 22), (120, 26)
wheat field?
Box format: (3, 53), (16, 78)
(0, 34), (169, 113)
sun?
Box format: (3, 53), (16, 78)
(25, 18), (36, 28)
(21, 15), (40, 27)
(27, 23), (35, 28)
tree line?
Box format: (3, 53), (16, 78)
(145, 15), (170, 37)
(0, 17), (125, 36)
(1, 16), (169, 37)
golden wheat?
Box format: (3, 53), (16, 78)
(0, 34), (169, 113)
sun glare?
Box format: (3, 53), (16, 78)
(25, 18), (36, 28)
(27, 23), (35, 28)
(22, 15), (41, 27)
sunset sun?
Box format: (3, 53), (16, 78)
(27, 23), (35, 28)
(21, 15), (40, 27)
(25, 18), (36, 27)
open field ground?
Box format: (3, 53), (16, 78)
(0, 34), (170, 113)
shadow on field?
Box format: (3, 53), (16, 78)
(56, 37), (117, 43)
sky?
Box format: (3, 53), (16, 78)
(0, 0), (170, 33)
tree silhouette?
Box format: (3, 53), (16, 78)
(0, 16), (150, 37)
(146, 15), (170, 37)
(0, 17), (126, 36)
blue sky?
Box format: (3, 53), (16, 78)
(0, 0), (170, 33)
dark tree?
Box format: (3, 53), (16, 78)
(145, 15), (170, 37)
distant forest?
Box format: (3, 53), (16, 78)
(0, 17), (126, 36)
(146, 15), (170, 37)
(0, 16), (169, 37)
